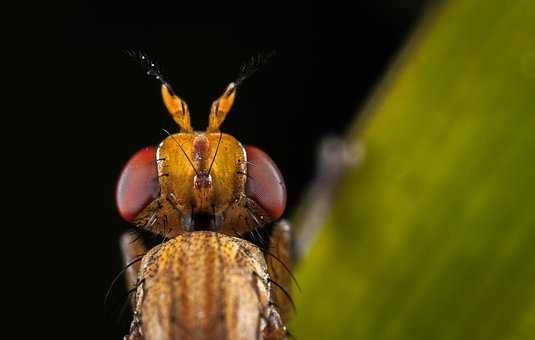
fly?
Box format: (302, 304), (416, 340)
(111, 51), (358, 340)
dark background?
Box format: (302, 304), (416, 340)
(11, 1), (430, 339)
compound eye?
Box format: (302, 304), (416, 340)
(116, 147), (160, 222)
(244, 146), (286, 220)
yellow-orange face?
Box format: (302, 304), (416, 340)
(116, 83), (286, 237)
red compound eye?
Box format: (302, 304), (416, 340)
(244, 146), (286, 220)
(116, 146), (160, 222)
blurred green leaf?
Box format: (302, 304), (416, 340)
(292, 1), (535, 339)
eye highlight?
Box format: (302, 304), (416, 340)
(244, 146), (286, 220)
(116, 146), (160, 222)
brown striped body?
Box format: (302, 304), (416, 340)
(126, 232), (286, 340)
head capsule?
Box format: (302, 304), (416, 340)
(116, 78), (286, 237)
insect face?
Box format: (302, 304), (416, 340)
(116, 81), (286, 237)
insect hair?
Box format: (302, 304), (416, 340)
(242, 221), (301, 292)
(126, 50), (168, 83)
(104, 276), (144, 325)
(234, 50), (277, 87)
(252, 270), (296, 312)
(263, 250), (301, 292)
(104, 255), (145, 306)
(208, 131), (223, 176)
(115, 278), (145, 324)
(162, 128), (199, 176)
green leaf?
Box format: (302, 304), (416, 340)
(292, 1), (535, 339)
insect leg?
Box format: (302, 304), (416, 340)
(265, 220), (294, 323)
(293, 136), (363, 259)
(120, 231), (148, 308)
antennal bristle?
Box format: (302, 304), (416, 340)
(234, 50), (277, 87)
(126, 50), (167, 85)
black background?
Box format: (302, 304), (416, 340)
(11, 1), (430, 339)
